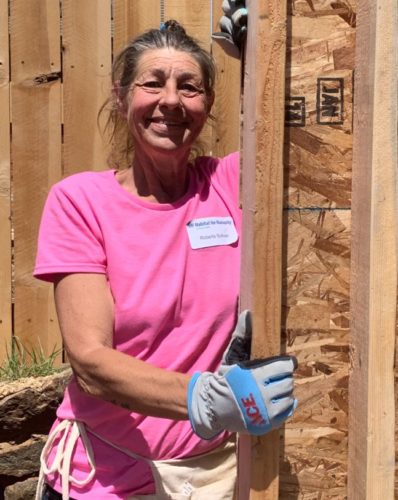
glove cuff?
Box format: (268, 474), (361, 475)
(187, 371), (202, 435)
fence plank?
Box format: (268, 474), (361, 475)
(348, 0), (398, 498)
(165, 0), (212, 154)
(10, 0), (62, 357)
(113, 0), (160, 55)
(0, 0), (12, 362)
(239, 0), (287, 498)
(62, 0), (112, 176)
(211, 0), (241, 157)
(164, 0), (211, 45)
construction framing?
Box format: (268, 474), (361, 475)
(240, 0), (397, 498)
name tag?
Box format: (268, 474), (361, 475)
(186, 216), (238, 249)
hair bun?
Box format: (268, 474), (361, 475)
(162, 19), (187, 35)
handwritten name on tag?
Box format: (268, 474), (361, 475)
(186, 217), (238, 249)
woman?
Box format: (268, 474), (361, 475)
(34, 20), (296, 500)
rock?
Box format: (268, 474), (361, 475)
(4, 476), (38, 500)
(0, 435), (46, 477)
(0, 368), (71, 443)
(0, 368), (72, 497)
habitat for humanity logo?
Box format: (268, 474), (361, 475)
(186, 218), (232, 228)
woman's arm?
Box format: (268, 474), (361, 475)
(54, 273), (190, 420)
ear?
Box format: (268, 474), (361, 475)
(113, 81), (128, 118)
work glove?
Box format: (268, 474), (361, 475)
(222, 309), (252, 365)
(188, 311), (298, 440)
(212, 0), (248, 58)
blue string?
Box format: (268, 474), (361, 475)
(284, 207), (350, 211)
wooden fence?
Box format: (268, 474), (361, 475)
(0, 0), (240, 362)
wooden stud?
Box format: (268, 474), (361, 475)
(348, 0), (398, 498)
(11, 0), (62, 357)
(239, 0), (287, 498)
(62, 0), (112, 176)
(0, 0), (12, 361)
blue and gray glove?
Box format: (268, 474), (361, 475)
(188, 311), (298, 440)
(212, 0), (248, 58)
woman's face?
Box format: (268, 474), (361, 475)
(124, 48), (212, 158)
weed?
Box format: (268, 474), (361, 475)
(0, 337), (63, 381)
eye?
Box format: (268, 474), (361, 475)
(180, 83), (204, 96)
(135, 80), (163, 92)
(143, 81), (162, 88)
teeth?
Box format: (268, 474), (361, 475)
(152, 119), (181, 126)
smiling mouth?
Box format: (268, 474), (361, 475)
(149, 118), (187, 127)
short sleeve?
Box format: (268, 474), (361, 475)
(198, 152), (240, 203)
(34, 181), (106, 282)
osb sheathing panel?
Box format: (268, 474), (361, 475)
(280, 2), (355, 497)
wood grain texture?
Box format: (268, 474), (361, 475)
(0, 0), (12, 360)
(348, 0), (397, 498)
(211, 0), (241, 157)
(10, 0), (62, 356)
(164, 0), (211, 45)
(112, 0), (160, 55)
(239, 0), (288, 498)
(62, 0), (112, 175)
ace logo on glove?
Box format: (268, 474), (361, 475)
(241, 393), (266, 426)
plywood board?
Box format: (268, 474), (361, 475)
(11, 0), (62, 357)
(62, 0), (112, 175)
(280, 1), (355, 497)
(0, 0), (12, 362)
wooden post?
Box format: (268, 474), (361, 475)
(0, 0), (12, 362)
(239, 0), (287, 498)
(348, 0), (398, 498)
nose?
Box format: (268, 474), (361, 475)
(159, 83), (181, 108)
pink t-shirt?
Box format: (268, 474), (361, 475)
(34, 153), (241, 498)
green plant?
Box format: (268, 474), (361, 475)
(0, 337), (64, 381)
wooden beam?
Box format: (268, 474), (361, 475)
(348, 0), (398, 498)
(0, 0), (12, 362)
(239, 0), (287, 498)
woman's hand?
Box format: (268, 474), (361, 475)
(212, 0), (248, 58)
(188, 355), (297, 440)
